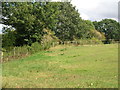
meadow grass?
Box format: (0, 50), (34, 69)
(2, 44), (118, 88)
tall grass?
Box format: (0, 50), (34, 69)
(3, 39), (103, 62)
(2, 41), (58, 62)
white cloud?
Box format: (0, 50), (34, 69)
(71, 0), (100, 10)
(0, 24), (2, 34)
(80, 13), (89, 20)
(71, 0), (119, 21)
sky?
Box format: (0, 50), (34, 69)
(0, 0), (119, 33)
(71, 0), (119, 21)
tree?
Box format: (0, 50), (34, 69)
(93, 19), (120, 43)
(76, 20), (104, 40)
(2, 2), (107, 48)
(2, 2), (49, 46)
(2, 2), (61, 46)
(54, 2), (82, 41)
(2, 28), (16, 50)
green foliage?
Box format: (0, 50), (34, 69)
(89, 30), (105, 40)
(3, 45), (29, 62)
(41, 28), (59, 49)
(2, 2), (45, 46)
(75, 39), (103, 45)
(2, 2), (107, 47)
(76, 20), (101, 40)
(2, 28), (16, 50)
(3, 32), (59, 61)
(54, 2), (82, 41)
(93, 19), (120, 43)
(2, 2), (120, 58)
(30, 42), (43, 54)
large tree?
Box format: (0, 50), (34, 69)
(2, 2), (38, 46)
(2, 27), (16, 50)
(93, 19), (120, 43)
(2, 2), (105, 47)
(2, 2), (66, 46)
(54, 2), (83, 41)
(2, 2), (59, 46)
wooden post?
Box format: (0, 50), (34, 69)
(18, 47), (19, 57)
(75, 41), (77, 45)
(0, 51), (3, 63)
(26, 47), (28, 55)
(57, 42), (59, 45)
(13, 47), (15, 58)
(53, 42), (54, 47)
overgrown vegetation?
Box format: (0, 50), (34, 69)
(2, 2), (110, 48)
(1, 1), (119, 88)
(93, 19), (120, 43)
(3, 39), (103, 62)
(2, 2), (119, 61)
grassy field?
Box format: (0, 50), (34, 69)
(2, 44), (118, 88)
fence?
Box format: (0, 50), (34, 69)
(2, 39), (103, 62)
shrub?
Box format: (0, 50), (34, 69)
(75, 39), (103, 45)
(31, 42), (42, 54)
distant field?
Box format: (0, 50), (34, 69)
(2, 44), (118, 88)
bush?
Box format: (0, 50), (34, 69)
(3, 45), (29, 62)
(30, 42), (42, 54)
(2, 29), (16, 50)
(75, 39), (103, 45)
(2, 41), (57, 62)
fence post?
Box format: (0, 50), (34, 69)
(67, 41), (68, 45)
(26, 47), (28, 55)
(13, 47), (15, 58)
(76, 41), (77, 45)
(53, 42), (54, 47)
(17, 47), (19, 57)
(0, 51), (3, 63)
(57, 42), (59, 45)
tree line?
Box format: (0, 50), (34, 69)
(2, 2), (120, 50)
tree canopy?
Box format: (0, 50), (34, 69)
(2, 2), (119, 49)
(93, 19), (120, 43)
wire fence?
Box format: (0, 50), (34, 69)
(2, 39), (105, 62)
